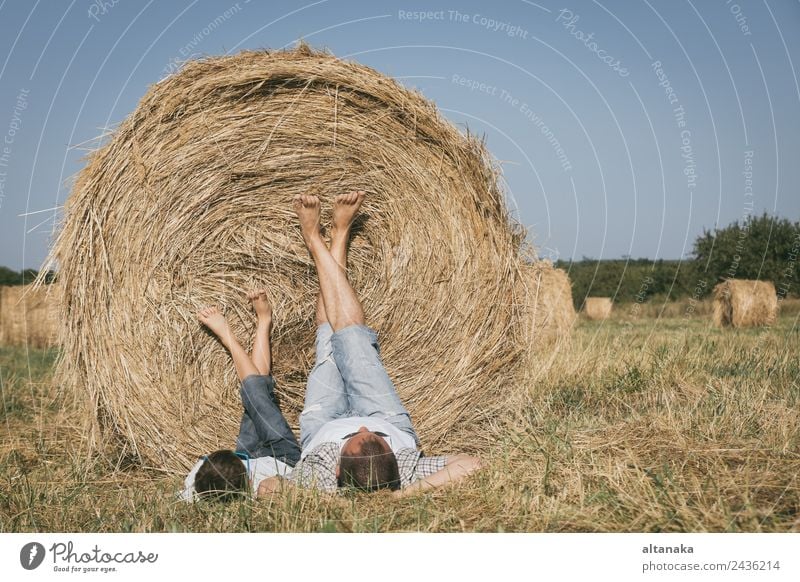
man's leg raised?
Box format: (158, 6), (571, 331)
(294, 192), (417, 442)
(294, 193), (365, 331)
(314, 191), (362, 326)
(297, 193), (363, 447)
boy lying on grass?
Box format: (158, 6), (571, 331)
(257, 191), (482, 497)
(179, 291), (301, 502)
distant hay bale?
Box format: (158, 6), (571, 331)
(712, 279), (777, 327)
(0, 284), (58, 348)
(583, 297), (613, 320)
(45, 46), (570, 472)
(518, 260), (576, 345)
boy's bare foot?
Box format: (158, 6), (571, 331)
(331, 190), (365, 236)
(197, 306), (232, 342)
(247, 289), (272, 322)
(293, 194), (322, 243)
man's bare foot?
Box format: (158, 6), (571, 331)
(197, 306), (232, 343)
(293, 194), (322, 243)
(332, 190), (365, 235)
(247, 289), (272, 323)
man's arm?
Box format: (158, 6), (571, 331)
(257, 475), (294, 497)
(394, 454), (483, 498)
(256, 444), (339, 497)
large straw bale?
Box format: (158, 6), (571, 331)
(712, 279), (777, 327)
(44, 46), (569, 472)
(0, 284), (58, 348)
(583, 297), (613, 320)
(518, 260), (576, 345)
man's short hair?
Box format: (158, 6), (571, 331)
(195, 449), (248, 501)
(337, 437), (401, 492)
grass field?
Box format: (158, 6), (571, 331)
(1, 311), (798, 532)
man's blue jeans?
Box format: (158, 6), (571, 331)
(299, 323), (418, 449)
(235, 374), (301, 466)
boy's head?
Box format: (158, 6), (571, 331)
(195, 449), (248, 501)
(337, 431), (400, 492)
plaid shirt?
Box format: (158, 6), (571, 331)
(287, 442), (447, 492)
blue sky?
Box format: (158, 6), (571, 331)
(0, 0), (798, 270)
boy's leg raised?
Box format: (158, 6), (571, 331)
(198, 306), (259, 381)
(248, 289), (273, 376)
(241, 292), (299, 463)
(237, 375), (300, 464)
(198, 305), (299, 464)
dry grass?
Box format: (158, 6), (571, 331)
(713, 279), (778, 327)
(42, 45), (570, 473)
(2, 313), (798, 532)
(612, 297), (716, 320)
(583, 297), (613, 321)
(0, 285), (58, 348)
(597, 296), (800, 321)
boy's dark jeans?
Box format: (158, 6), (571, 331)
(235, 374), (301, 466)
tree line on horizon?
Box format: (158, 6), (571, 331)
(558, 213), (800, 307)
(0, 267), (55, 286)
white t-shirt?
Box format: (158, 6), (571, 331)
(179, 455), (291, 502)
(301, 416), (417, 459)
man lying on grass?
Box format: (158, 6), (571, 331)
(258, 191), (482, 497)
(179, 291), (301, 501)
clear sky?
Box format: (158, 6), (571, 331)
(0, 0), (798, 270)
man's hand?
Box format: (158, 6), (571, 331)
(257, 476), (287, 498)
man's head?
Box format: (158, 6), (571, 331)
(195, 449), (248, 501)
(336, 426), (401, 492)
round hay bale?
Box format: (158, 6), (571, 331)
(518, 260), (576, 345)
(46, 46), (546, 472)
(712, 279), (777, 327)
(0, 284), (58, 348)
(583, 297), (613, 320)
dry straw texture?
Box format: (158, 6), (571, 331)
(518, 260), (576, 345)
(583, 297), (613, 321)
(0, 284), (58, 348)
(45, 46), (569, 473)
(712, 279), (778, 327)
